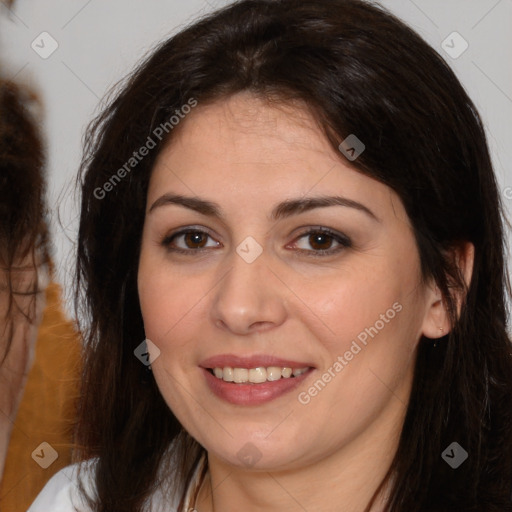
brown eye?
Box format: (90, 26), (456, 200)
(161, 229), (220, 253)
(183, 231), (208, 249)
(292, 228), (351, 256)
(308, 232), (334, 251)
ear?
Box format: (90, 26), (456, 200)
(421, 241), (474, 339)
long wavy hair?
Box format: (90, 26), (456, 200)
(75, 1), (512, 510)
(0, 80), (49, 363)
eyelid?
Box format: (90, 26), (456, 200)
(288, 226), (352, 256)
(161, 225), (351, 256)
(161, 225), (221, 252)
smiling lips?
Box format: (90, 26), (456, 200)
(211, 366), (309, 383)
(200, 355), (314, 405)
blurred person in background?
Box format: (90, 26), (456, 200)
(0, 2), (82, 507)
(0, 78), (49, 480)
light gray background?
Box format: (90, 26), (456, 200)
(1, 0), (511, 317)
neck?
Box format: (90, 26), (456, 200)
(0, 308), (39, 481)
(0, 412), (14, 480)
(194, 384), (409, 512)
(0, 364), (22, 481)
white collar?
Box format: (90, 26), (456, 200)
(181, 453), (207, 512)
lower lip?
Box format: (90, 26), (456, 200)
(202, 368), (314, 405)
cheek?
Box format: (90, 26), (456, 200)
(302, 265), (409, 348)
(295, 252), (424, 404)
(137, 258), (209, 366)
(291, 283), (419, 439)
(139, 275), (182, 346)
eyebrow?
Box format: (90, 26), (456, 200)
(148, 193), (380, 222)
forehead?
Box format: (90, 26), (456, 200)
(147, 93), (405, 223)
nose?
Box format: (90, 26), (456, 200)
(210, 246), (287, 335)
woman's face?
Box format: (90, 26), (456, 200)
(138, 92), (442, 471)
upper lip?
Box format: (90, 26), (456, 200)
(200, 354), (315, 369)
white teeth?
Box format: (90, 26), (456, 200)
(282, 367), (293, 378)
(212, 366), (310, 383)
(222, 367), (234, 382)
(233, 368), (249, 383)
(249, 367), (267, 383)
(267, 367), (282, 381)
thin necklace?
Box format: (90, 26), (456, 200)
(187, 465), (213, 512)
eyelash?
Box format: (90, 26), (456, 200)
(161, 226), (352, 257)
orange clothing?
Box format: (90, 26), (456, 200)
(0, 281), (81, 512)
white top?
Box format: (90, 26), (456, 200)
(27, 456), (206, 512)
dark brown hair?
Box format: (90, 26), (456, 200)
(75, 1), (512, 510)
(0, 80), (49, 363)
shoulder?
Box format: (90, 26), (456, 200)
(27, 457), (183, 512)
(27, 460), (96, 512)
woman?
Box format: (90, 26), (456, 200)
(0, 78), (82, 511)
(29, 0), (512, 510)
(0, 80), (49, 480)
